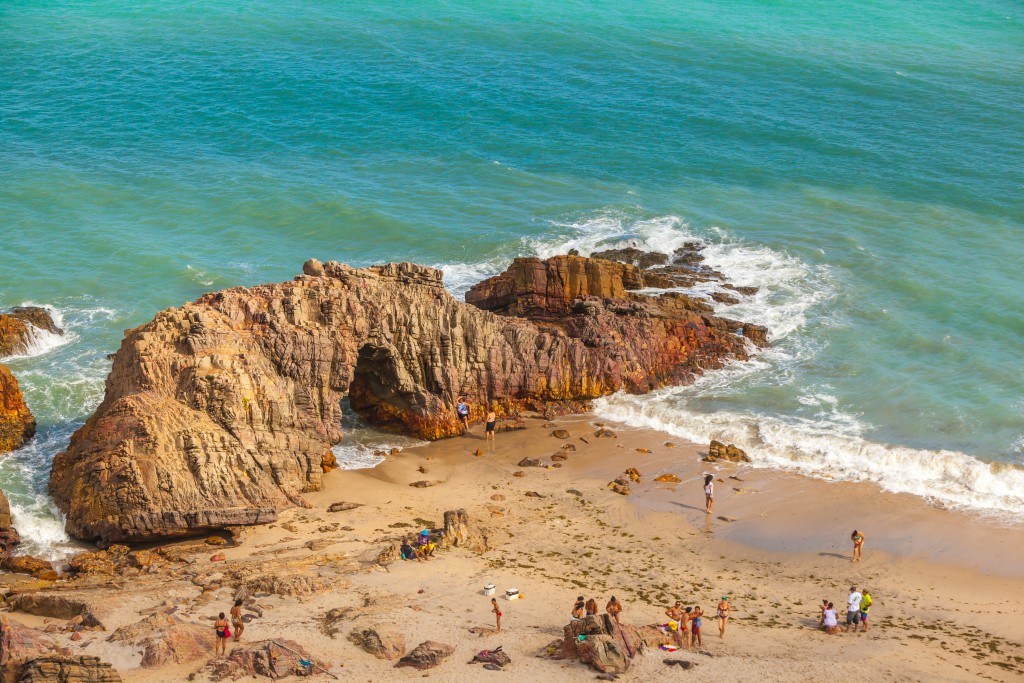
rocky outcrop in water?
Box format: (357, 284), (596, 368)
(0, 488), (20, 553)
(0, 307), (63, 359)
(51, 255), (766, 544)
(0, 365), (35, 455)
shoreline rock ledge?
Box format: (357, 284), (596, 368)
(51, 255), (767, 544)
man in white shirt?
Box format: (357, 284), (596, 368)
(843, 586), (862, 632)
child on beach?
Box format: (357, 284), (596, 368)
(572, 597), (586, 620)
(819, 598), (829, 627)
(485, 405), (496, 443)
(859, 591), (872, 632)
(851, 530), (865, 562)
(491, 597), (502, 633)
(704, 474), (714, 513)
(691, 606), (704, 647)
(823, 602), (839, 635)
(457, 397), (470, 434)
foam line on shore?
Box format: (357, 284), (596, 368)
(595, 388), (1024, 520)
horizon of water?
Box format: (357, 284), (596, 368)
(1, 0), (1023, 557)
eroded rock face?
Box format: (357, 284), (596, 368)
(348, 625), (405, 661)
(52, 256), (764, 544)
(15, 656), (122, 683)
(561, 614), (644, 674)
(0, 366), (35, 455)
(0, 488), (21, 553)
(0, 308), (63, 359)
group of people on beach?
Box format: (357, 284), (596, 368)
(400, 529), (436, 562)
(821, 586), (872, 635)
(457, 397), (497, 443)
(567, 594), (731, 649)
(213, 599), (246, 655)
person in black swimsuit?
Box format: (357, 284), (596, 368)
(485, 406), (497, 443)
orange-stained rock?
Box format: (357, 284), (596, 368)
(0, 364), (35, 455)
(0, 306), (63, 358)
(51, 256), (764, 544)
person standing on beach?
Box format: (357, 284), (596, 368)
(704, 474), (715, 513)
(230, 599), (244, 642)
(456, 397), (470, 434)
(485, 405), (497, 444)
(843, 586), (862, 632)
(606, 596), (623, 625)
(214, 612), (231, 655)
(859, 590), (872, 632)
(666, 601), (685, 646)
(491, 597), (502, 633)
(691, 606), (704, 648)
(717, 596), (730, 639)
(851, 530), (865, 562)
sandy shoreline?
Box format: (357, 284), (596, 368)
(3, 413), (1023, 682)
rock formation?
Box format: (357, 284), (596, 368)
(0, 365), (35, 455)
(51, 255), (766, 544)
(0, 307), (63, 359)
(705, 440), (751, 463)
(348, 625), (405, 661)
(0, 488), (20, 553)
(395, 641), (454, 670)
(15, 656), (121, 683)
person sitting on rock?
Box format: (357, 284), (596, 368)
(606, 596), (623, 625)
(572, 596), (586, 620)
(417, 529), (435, 557)
(585, 598), (599, 616)
(401, 539), (426, 561)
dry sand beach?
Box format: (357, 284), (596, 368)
(3, 413), (1021, 682)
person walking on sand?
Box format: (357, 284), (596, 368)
(491, 597), (502, 633)
(691, 606), (704, 648)
(230, 599), (244, 642)
(843, 586), (862, 633)
(859, 590), (872, 632)
(456, 397), (470, 434)
(214, 612), (231, 656)
(717, 596), (731, 639)
(606, 596), (623, 625)
(585, 598), (599, 617)
(485, 405), (497, 443)
(851, 529), (865, 562)
(704, 474), (715, 513)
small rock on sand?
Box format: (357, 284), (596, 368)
(327, 502), (362, 513)
(551, 429), (571, 439)
(636, 448), (651, 454)
(654, 473), (680, 483)
(409, 481), (435, 488)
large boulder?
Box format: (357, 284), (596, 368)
(347, 625), (405, 661)
(561, 614), (645, 674)
(705, 440), (751, 463)
(438, 509), (488, 553)
(108, 613), (213, 668)
(16, 656), (121, 683)
(50, 257), (763, 544)
(0, 308), (62, 359)
(0, 366), (35, 455)
(395, 641), (454, 670)
(195, 639), (321, 681)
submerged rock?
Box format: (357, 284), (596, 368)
(0, 307), (63, 359)
(51, 256), (763, 544)
(0, 487), (21, 552)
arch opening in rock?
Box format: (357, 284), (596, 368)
(348, 343), (410, 433)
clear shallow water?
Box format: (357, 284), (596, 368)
(1, 1), (1023, 554)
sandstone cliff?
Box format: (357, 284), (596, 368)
(0, 365), (35, 455)
(51, 256), (765, 544)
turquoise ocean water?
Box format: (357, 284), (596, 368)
(1, 1), (1022, 556)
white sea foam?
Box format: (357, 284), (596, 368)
(595, 388), (1024, 519)
(8, 498), (75, 562)
(1, 303), (72, 360)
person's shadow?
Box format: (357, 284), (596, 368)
(817, 552), (849, 560)
(671, 501), (706, 513)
